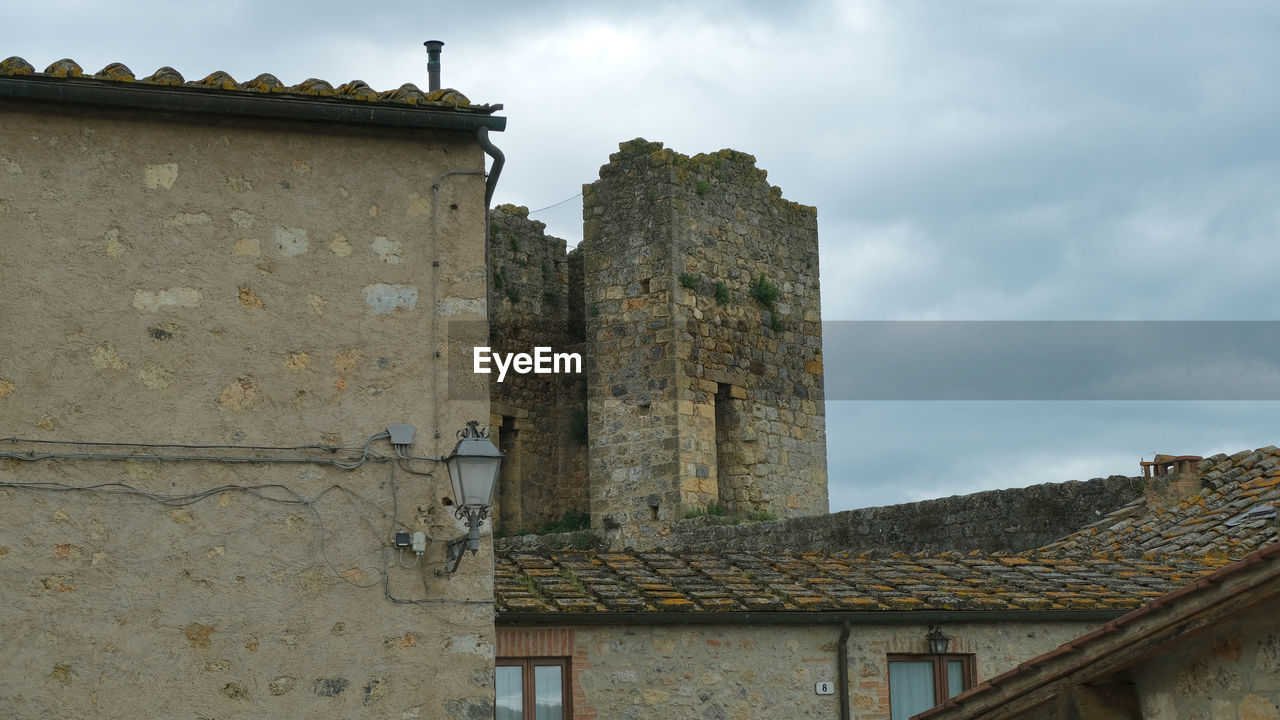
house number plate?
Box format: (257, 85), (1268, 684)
(815, 682), (835, 695)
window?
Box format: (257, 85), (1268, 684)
(888, 654), (974, 720)
(496, 658), (570, 720)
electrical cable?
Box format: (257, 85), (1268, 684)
(528, 191), (582, 215)
(0, 431), (394, 470)
(0, 428), (491, 603)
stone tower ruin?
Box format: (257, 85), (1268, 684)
(489, 139), (827, 545)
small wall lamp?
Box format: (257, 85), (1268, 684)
(444, 421), (503, 572)
(926, 625), (952, 655)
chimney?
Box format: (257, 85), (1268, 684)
(424, 40), (444, 92)
(1140, 455), (1204, 510)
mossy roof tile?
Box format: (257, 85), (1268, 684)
(495, 547), (1233, 617)
(0, 55), (499, 113)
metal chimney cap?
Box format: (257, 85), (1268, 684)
(424, 40), (445, 50)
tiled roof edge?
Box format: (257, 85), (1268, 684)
(0, 56), (505, 131)
(495, 608), (1129, 625)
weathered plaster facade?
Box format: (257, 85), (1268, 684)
(1130, 610), (1280, 720)
(497, 620), (1097, 720)
(0, 63), (500, 718)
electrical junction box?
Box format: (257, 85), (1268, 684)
(387, 423), (416, 446)
(394, 532), (411, 548)
(411, 532), (426, 555)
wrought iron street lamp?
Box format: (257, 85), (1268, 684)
(444, 421), (502, 572)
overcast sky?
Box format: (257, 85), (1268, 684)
(5, 1), (1280, 511)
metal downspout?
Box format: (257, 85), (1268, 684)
(476, 126), (505, 393)
(839, 621), (852, 720)
(476, 126), (505, 209)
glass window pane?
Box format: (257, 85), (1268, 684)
(890, 661), (936, 720)
(534, 665), (563, 720)
(946, 660), (965, 698)
(496, 666), (524, 720)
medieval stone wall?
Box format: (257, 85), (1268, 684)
(500, 475), (1144, 555)
(486, 205), (587, 533)
(487, 140), (827, 547)
(581, 139), (828, 546)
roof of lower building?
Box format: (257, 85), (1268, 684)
(497, 445), (1280, 619)
(495, 548), (1231, 615)
(916, 540), (1280, 720)
(1042, 445), (1280, 557)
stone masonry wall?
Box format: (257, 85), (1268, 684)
(497, 620), (1098, 720)
(649, 475), (1142, 554)
(487, 205), (587, 533)
(582, 139), (827, 547)
(498, 475), (1144, 555)
(581, 141), (684, 543)
(0, 103), (494, 717)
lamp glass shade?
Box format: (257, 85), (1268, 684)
(926, 626), (951, 654)
(446, 435), (502, 508)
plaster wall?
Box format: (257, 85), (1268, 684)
(0, 103), (494, 718)
(1131, 605), (1280, 720)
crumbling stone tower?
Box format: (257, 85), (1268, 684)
(582, 139), (828, 544)
(486, 206), (588, 533)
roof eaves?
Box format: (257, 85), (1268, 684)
(495, 608), (1130, 626)
(0, 57), (505, 132)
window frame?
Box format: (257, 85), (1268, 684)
(495, 657), (572, 720)
(887, 653), (976, 712)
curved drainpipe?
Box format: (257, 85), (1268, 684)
(838, 621), (852, 720)
(476, 126), (505, 209)
(476, 126), (505, 381)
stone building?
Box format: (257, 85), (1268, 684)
(488, 139), (828, 546)
(494, 446), (1280, 719)
(918, 541), (1280, 720)
(0, 55), (502, 717)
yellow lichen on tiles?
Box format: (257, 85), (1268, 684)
(0, 56), (34, 76)
(43, 59), (82, 78)
(241, 73), (283, 93)
(94, 62), (134, 82)
(194, 71), (238, 90)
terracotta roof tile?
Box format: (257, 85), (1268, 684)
(495, 548), (1234, 616)
(1040, 449), (1280, 559)
(0, 55), (498, 113)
